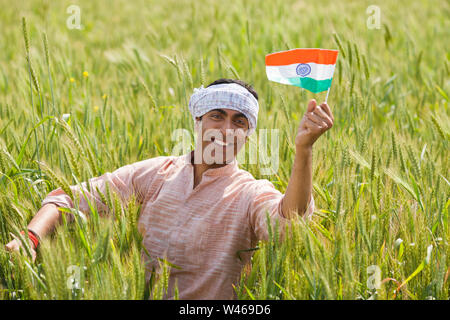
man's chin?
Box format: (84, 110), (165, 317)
(210, 154), (235, 165)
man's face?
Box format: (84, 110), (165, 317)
(194, 108), (249, 165)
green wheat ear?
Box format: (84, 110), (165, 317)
(59, 120), (87, 159)
(347, 40), (353, 67)
(1, 0), (448, 301)
(199, 57), (205, 86)
(42, 33), (50, 67)
(22, 17), (30, 58)
(0, 148), (9, 173)
(37, 160), (74, 200)
(362, 54), (370, 79)
(65, 145), (81, 178)
(391, 132), (398, 159)
(85, 144), (99, 176)
(180, 55), (193, 89)
(332, 32), (346, 58)
(353, 43), (361, 71)
(0, 146), (19, 171)
(430, 115), (448, 141)
(139, 77), (157, 109)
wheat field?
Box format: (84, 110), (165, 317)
(0, 0), (448, 300)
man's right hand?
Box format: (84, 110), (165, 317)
(5, 237), (37, 262)
(3, 203), (62, 263)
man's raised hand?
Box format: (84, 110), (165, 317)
(295, 99), (334, 150)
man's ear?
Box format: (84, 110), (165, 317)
(243, 134), (249, 144)
(194, 117), (202, 134)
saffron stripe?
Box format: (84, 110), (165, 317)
(265, 48), (339, 66)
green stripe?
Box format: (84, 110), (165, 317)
(287, 77), (332, 93)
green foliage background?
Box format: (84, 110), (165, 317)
(0, 0), (448, 299)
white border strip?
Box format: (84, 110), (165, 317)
(266, 62), (335, 81)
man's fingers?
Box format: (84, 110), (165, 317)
(5, 241), (14, 251)
(320, 103), (334, 121)
(307, 99), (317, 113)
(306, 112), (328, 128)
(313, 106), (333, 127)
(5, 240), (20, 252)
(303, 118), (317, 131)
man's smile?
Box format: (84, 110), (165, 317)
(210, 136), (234, 147)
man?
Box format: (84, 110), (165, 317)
(5, 78), (334, 299)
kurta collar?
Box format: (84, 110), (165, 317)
(181, 150), (238, 176)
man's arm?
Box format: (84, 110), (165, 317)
(4, 156), (169, 260)
(5, 203), (61, 261)
(26, 203), (63, 239)
(281, 99), (334, 219)
(4, 160), (137, 260)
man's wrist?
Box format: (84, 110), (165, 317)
(295, 144), (313, 156)
(20, 229), (40, 250)
(292, 145), (312, 174)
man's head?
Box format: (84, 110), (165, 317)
(188, 78), (259, 165)
(205, 78), (258, 100)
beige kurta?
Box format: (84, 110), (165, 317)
(41, 150), (314, 299)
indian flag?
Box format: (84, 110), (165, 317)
(265, 48), (339, 93)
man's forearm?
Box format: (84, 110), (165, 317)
(281, 146), (313, 218)
(27, 203), (63, 239)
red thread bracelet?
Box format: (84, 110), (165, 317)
(20, 230), (40, 250)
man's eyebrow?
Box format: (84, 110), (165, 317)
(209, 109), (247, 120)
(210, 109), (227, 115)
(232, 112), (247, 119)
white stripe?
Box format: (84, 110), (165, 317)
(266, 75), (292, 85)
(266, 62), (335, 81)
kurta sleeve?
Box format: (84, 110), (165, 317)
(41, 156), (169, 216)
(247, 179), (315, 242)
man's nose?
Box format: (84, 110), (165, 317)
(219, 118), (235, 136)
(222, 130), (245, 144)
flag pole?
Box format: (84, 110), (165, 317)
(324, 87), (331, 104)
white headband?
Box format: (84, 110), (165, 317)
(188, 83), (259, 136)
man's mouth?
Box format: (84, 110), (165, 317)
(211, 137), (234, 147)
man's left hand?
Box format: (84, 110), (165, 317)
(295, 99), (334, 150)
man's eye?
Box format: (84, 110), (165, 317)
(211, 114), (221, 119)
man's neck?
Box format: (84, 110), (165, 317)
(190, 151), (232, 189)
